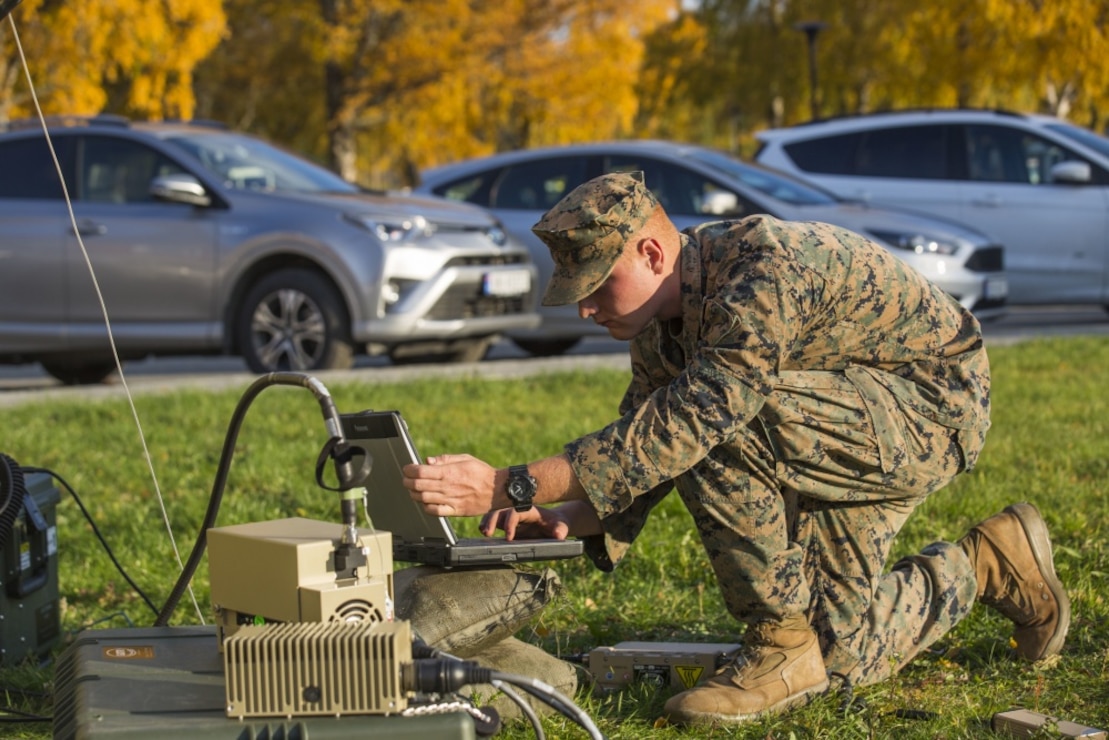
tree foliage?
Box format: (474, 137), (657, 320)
(195, 0), (674, 187)
(3, 0), (1109, 185)
(668, 0), (1109, 153)
(0, 0), (225, 122)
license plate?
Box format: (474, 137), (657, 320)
(984, 276), (1008, 299)
(483, 269), (531, 296)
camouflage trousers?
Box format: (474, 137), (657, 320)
(674, 369), (984, 687)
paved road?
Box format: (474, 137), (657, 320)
(0, 305), (1104, 407)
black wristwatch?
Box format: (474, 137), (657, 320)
(505, 464), (537, 512)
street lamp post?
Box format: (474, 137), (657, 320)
(794, 20), (828, 121)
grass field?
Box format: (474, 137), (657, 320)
(2, 336), (1108, 738)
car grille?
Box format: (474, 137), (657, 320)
(426, 283), (532, 320)
(963, 245), (1003, 272)
(971, 296), (1007, 312)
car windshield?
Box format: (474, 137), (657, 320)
(164, 131), (359, 194)
(684, 148), (838, 205)
(1046, 122), (1109, 161)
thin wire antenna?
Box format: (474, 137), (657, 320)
(7, 15), (204, 623)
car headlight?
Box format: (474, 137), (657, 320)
(346, 213), (437, 242)
(866, 229), (960, 256)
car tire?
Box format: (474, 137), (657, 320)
(237, 268), (354, 374)
(510, 338), (580, 357)
(40, 359), (117, 385)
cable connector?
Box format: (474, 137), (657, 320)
(404, 659), (493, 693)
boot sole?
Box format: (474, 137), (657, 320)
(668, 679), (830, 726)
(1006, 502), (1071, 660)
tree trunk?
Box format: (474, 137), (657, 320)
(321, 0), (358, 182)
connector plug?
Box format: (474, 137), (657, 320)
(404, 659), (493, 693)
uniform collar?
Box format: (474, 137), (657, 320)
(653, 232), (702, 367)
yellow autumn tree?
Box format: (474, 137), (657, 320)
(635, 11), (712, 144)
(636, 0), (814, 149)
(197, 0), (479, 184)
(640, 0), (1109, 149)
(192, 1), (330, 161)
(0, 0), (225, 122)
(346, 0), (678, 186)
(195, 0), (677, 188)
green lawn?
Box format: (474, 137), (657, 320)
(2, 336), (1108, 738)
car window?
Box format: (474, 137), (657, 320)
(1047, 121), (1109, 161)
(964, 125), (1033, 183)
(602, 155), (744, 217)
(489, 158), (590, 210)
(782, 132), (863, 175)
(164, 131), (358, 193)
(0, 135), (75, 199)
(686, 148), (837, 206)
(855, 125), (950, 179)
(81, 135), (188, 203)
(432, 173), (493, 204)
(964, 124), (1086, 185)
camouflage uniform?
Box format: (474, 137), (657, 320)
(558, 213), (991, 687)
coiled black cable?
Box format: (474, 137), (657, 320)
(154, 372), (343, 626)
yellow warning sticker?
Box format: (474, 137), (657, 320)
(675, 665), (704, 689)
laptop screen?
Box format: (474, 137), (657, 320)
(339, 410), (457, 545)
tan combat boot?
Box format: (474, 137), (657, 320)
(663, 615), (828, 726)
(960, 502), (1070, 661)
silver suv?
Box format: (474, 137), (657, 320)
(0, 117), (538, 383)
(755, 109), (1109, 307)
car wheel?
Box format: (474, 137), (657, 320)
(510, 338), (580, 357)
(40, 359), (117, 385)
(237, 269), (354, 374)
(389, 336), (494, 365)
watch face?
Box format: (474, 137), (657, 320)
(508, 476), (532, 500)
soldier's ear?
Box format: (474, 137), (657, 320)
(637, 237), (667, 275)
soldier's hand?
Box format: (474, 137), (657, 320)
(402, 453), (496, 517)
(481, 500), (601, 540)
(480, 505), (570, 541)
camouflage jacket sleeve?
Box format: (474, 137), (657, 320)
(566, 215), (989, 568)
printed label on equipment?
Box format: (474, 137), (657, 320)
(102, 645), (157, 660)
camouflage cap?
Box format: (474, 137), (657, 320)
(531, 171), (659, 306)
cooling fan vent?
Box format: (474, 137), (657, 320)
(330, 598), (385, 624)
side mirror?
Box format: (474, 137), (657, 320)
(1048, 160), (1091, 185)
(150, 173), (211, 207)
(701, 190), (741, 216)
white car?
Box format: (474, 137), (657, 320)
(418, 140), (1007, 356)
(755, 109), (1109, 307)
